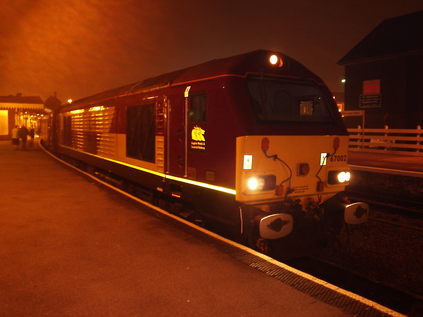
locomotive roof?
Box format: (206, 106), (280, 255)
(66, 49), (323, 108)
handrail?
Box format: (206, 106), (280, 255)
(348, 125), (422, 156)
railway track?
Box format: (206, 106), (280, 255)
(347, 191), (423, 232)
(281, 190), (423, 315)
(370, 215), (423, 232)
(347, 191), (423, 214)
(305, 195), (423, 316)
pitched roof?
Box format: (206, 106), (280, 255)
(0, 95), (44, 110)
(338, 10), (423, 65)
(0, 95), (43, 104)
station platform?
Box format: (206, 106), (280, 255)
(0, 141), (398, 317)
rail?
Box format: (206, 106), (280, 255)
(348, 125), (422, 156)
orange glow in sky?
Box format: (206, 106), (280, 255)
(1, 0), (422, 101)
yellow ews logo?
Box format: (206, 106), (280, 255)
(191, 126), (205, 141)
(191, 126), (206, 150)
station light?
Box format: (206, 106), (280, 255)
(67, 99), (73, 104)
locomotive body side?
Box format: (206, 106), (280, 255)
(48, 50), (368, 256)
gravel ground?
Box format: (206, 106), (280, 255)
(320, 207), (423, 297)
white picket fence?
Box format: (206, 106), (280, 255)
(348, 125), (422, 156)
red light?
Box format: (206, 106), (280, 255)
(298, 163), (310, 176)
(275, 184), (284, 196)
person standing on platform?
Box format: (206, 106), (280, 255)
(29, 127), (35, 148)
(11, 125), (19, 150)
(18, 125), (29, 150)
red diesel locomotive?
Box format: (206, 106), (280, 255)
(44, 50), (368, 256)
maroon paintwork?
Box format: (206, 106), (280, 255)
(58, 50), (346, 189)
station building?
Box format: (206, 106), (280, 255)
(0, 94), (45, 140)
(338, 10), (423, 128)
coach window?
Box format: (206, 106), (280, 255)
(126, 103), (155, 162)
(189, 93), (207, 123)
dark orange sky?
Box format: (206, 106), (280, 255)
(1, 0), (422, 102)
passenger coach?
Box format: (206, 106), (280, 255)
(45, 50), (368, 256)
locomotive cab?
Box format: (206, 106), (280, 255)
(233, 68), (368, 249)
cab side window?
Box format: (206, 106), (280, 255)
(189, 94), (207, 123)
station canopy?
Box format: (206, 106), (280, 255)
(0, 95), (44, 111)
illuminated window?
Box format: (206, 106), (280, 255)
(189, 94), (207, 123)
(0, 110), (9, 135)
(299, 100), (313, 116)
(126, 104), (155, 162)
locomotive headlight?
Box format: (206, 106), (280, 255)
(337, 171), (351, 183)
(269, 55), (279, 65)
(246, 175), (276, 192)
(328, 170), (351, 184)
(247, 177), (264, 191)
(268, 54), (283, 67)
